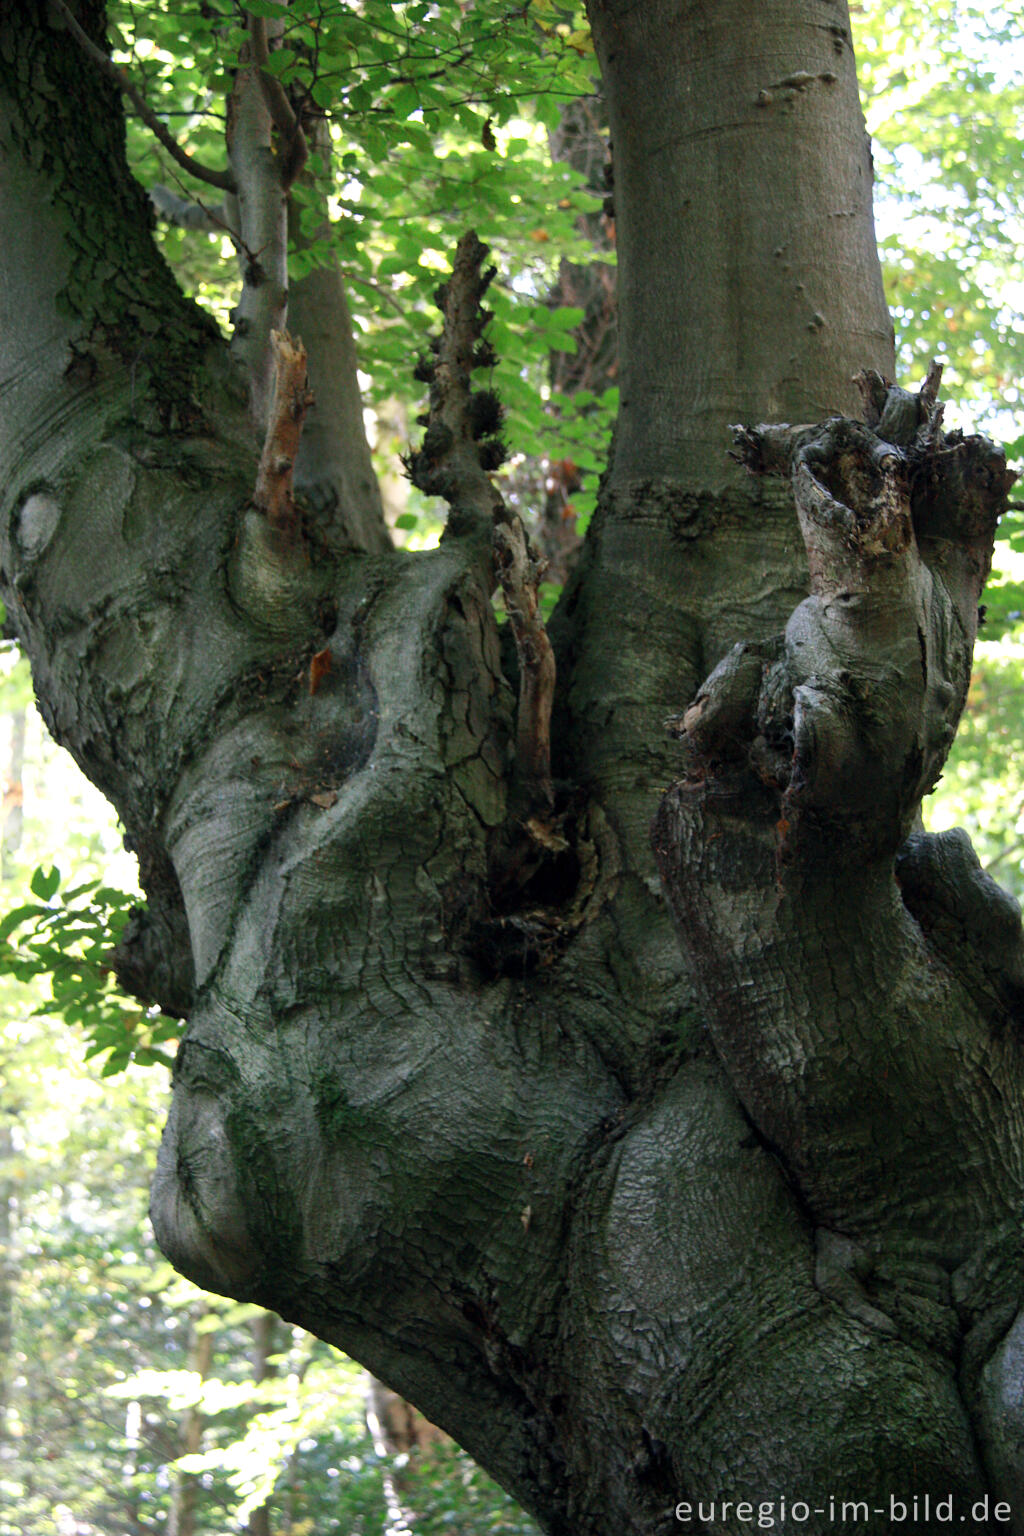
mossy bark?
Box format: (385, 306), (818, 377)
(3, 4), (1024, 1534)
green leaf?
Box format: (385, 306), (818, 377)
(259, 47), (297, 77)
(29, 865), (61, 900)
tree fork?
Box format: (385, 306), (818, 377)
(11, 1), (1024, 1529)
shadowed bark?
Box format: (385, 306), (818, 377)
(4, 3), (1024, 1533)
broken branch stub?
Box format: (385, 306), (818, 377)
(704, 368), (1015, 858)
(405, 230), (506, 538)
(404, 232), (557, 825)
(253, 329), (314, 533)
(653, 370), (1024, 1289)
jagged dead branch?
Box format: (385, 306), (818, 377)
(687, 363), (1017, 858)
(494, 520), (556, 816)
(254, 330), (314, 532)
(406, 230), (506, 536)
(408, 231), (556, 820)
(653, 368), (1023, 1297)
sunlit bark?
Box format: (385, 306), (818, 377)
(3, 4), (1023, 1533)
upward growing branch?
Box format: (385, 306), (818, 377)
(246, 10), (308, 189)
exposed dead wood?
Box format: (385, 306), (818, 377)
(405, 230), (506, 538)
(407, 233), (557, 823)
(494, 517), (556, 815)
(253, 330), (314, 532)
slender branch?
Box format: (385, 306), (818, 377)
(247, 11), (308, 189)
(51, 0), (235, 194)
(149, 184), (233, 234)
(253, 331), (314, 532)
(339, 268), (410, 318)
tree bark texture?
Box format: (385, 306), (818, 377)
(3, 4), (1024, 1534)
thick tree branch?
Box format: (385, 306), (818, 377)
(714, 367), (1015, 857)
(226, 59), (290, 429)
(284, 127), (392, 555)
(655, 372), (1022, 1296)
(51, 0), (235, 193)
(407, 234), (558, 823)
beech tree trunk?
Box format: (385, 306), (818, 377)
(2, 4), (1023, 1534)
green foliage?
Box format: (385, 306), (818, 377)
(0, 867), (179, 1074)
(109, 0), (609, 478)
(926, 637), (1024, 898)
(0, 1025), (180, 1536)
(855, 1), (1024, 429)
(854, 3), (1024, 635)
(399, 1441), (542, 1534)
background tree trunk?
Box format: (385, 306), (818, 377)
(2, 3), (1022, 1533)
(168, 1309), (213, 1536)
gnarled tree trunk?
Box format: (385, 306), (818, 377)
(1, 3), (1021, 1533)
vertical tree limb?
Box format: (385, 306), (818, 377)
(226, 51), (290, 429)
(246, 10), (308, 188)
(406, 231), (506, 540)
(285, 123), (392, 555)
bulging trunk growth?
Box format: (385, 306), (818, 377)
(2, 3), (1023, 1533)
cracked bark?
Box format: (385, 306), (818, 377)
(5, 2), (1024, 1533)
(654, 371), (1021, 1513)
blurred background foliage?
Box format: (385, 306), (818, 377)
(1, 0), (1023, 1529)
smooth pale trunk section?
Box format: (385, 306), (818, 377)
(588, 0), (894, 490)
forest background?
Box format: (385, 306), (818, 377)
(0, 0), (1022, 1531)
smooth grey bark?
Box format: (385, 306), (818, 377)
(2, 4), (1023, 1535)
(285, 133), (392, 556)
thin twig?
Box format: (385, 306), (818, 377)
(51, 0), (235, 194)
